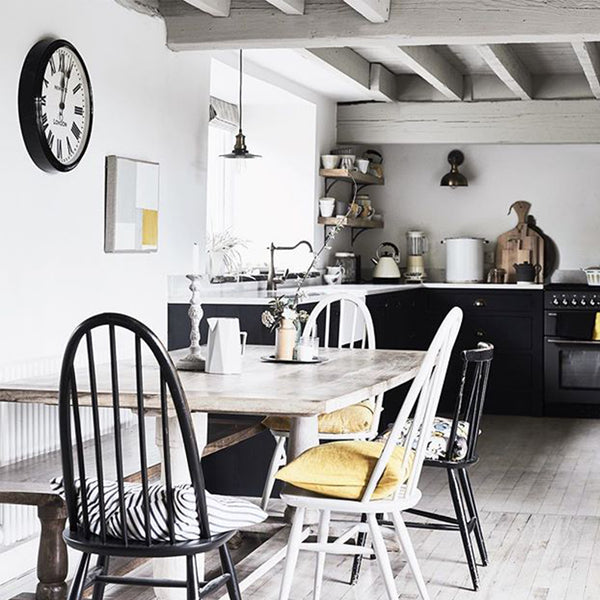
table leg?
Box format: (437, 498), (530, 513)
(35, 500), (68, 600)
(153, 412), (208, 600)
(285, 415), (319, 523)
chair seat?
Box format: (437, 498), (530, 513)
(63, 527), (236, 557)
(263, 400), (375, 435)
(51, 477), (267, 543)
(280, 483), (423, 513)
(379, 416), (471, 462)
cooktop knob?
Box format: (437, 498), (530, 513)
(580, 298), (587, 306)
(591, 299), (597, 306)
(571, 298), (578, 306)
(552, 297), (559, 305)
(562, 298), (569, 306)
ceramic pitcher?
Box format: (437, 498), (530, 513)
(205, 317), (247, 374)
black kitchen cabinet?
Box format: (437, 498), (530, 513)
(366, 289), (424, 350)
(366, 289), (424, 430)
(421, 289), (543, 416)
(168, 303), (277, 350)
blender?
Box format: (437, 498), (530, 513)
(405, 231), (429, 282)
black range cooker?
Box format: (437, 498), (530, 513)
(545, 284), (600, 413)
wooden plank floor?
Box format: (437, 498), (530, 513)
(3, 415), (600, 600)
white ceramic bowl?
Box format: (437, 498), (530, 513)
(321, 155), (340, 169)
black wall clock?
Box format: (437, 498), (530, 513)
(18, 39), (93, 173)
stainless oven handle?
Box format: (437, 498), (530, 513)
(547, 338), (600, 345)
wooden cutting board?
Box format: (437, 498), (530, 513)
(495, 201), (544, 283)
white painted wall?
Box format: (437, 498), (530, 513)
(1, 0), (210, 367)
(344, 144), (600, 279)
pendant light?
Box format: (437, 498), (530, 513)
(221, 50), (261, 159)
(440, 149), (468, 187)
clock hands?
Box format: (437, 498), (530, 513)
(57, 54), (73, 122)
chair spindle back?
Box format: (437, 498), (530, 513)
(362, 307), (463, 502)
(59, 313), (211, 547)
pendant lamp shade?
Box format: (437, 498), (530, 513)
(221, 50), (261, 159)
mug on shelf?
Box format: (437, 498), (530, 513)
(339, 155), (355, 170)
(356, 158), (369, 174)
(319, 197), (335, 217)
(357, 195), (374, 219)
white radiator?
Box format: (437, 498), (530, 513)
(0, 358), (134, 547)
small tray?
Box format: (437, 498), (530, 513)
(260, 355), (326, 364)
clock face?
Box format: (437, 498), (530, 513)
(19, 39), (93, 173)
(39, 46), (92, 167)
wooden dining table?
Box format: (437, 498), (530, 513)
(0, 345), (424, 600)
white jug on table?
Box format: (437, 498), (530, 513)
(205, 317), (248, 374)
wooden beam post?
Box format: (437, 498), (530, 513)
(181, 0), (230, 17)
(477, 44), (533, 99)
(342, 0), (390, 23)
(572, 42), (600, 99)
(264, 0), (304, 14)
(392, 46), (463, 100)
(369, 63), (397, 101)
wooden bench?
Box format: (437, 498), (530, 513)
(0, 416), (265, 600)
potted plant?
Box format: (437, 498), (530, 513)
(207, 230), (247, 283)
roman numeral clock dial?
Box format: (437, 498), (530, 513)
(18, 39), (93, 173)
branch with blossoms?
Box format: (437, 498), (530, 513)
(261, 171), (359, 331)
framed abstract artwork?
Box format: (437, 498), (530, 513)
(104, 155), (160, 253)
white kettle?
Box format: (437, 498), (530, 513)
(372, 242), (402, 283)
(205, 318), (248, 374)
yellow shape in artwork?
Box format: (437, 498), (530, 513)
(142, 209), (158, 247)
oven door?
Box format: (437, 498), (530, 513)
(545, 338), (600, 404)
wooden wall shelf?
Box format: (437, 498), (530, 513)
(319, 169), (384, 186)
(318, 217), (383, 229)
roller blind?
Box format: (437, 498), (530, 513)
(209, 96), (239, 132)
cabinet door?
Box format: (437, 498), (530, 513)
(422, 290), (543, 416)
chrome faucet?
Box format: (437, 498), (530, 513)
(267, 240), (314, 291)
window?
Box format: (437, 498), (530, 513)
(207, 60), (317, 279)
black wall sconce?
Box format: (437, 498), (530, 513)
(440, 149), (468, 187)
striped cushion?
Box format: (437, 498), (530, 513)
(50, 477), (267, 542)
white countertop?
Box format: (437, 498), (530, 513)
(168, 276), (543, 305)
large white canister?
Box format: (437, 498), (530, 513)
(442, 237), (489, 283)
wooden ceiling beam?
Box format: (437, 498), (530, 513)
(477, 44), (533, 99)
(159, 0), (600, 51)
(392, 46), (463, 101)
(181, 0), (230, 17)
(342, 0), (390, 23)
(298, 48), (396, 101)
(264, 0), (304, 15)
(338, 99), (600, 144)
(572, 42), (600, 99)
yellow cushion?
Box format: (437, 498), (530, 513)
(275, 440), (414, 501)
(263, 400), (375, 435)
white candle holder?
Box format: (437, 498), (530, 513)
(176, 274), (206, 371)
